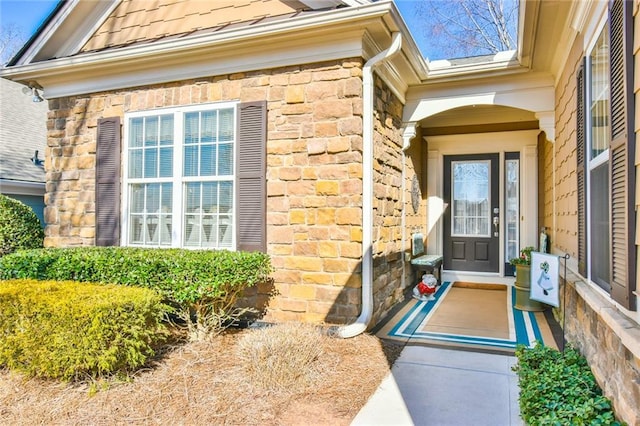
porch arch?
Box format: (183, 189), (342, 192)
(403, 74), (556, 143)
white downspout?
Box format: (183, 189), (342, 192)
(337, 32), (402, 338)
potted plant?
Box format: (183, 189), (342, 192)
(510, 246), (545, 311)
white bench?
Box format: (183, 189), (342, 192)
(411, 233), (443, 285)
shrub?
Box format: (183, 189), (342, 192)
(0, 279), (167, 380)
(513, 344), (623, 425)
(0, 194), (44, 257)
(0, 247), (273, 339)
(235, 322), (327, 392)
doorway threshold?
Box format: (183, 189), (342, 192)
(443, 271), (515, 286)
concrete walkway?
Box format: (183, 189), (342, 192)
(352, 345), (523, 426)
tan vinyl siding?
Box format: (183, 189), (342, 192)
(551, 35), (584, 258)
(81, 0), (308, 52)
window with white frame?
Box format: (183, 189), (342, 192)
(124, 103), (236, 249)
(586, 22), (611, 292)
(576, 0), (635, 310)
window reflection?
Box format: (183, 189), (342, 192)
(452, 161), (490, 237)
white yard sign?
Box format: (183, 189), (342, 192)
(530, 252), (559, 307)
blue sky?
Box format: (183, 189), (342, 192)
(0, 0), (59, 34)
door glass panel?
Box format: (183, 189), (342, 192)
(505, 159), (519, 264)
(451, 160), (490, 237)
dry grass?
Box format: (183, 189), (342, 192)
(0, 324), (403, 425)
(236, 322), (327, 392)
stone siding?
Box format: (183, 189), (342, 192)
(44, 58), (366, 324)
(560, 276), (640, 424)
(549, 26), (640, 425)
(371, 76), (413, 323)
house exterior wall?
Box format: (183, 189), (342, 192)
(551, 35), (583, 258)
(43, 58), (373, 325)
(537, 131), (553, 236)
(549, 12), (640, 424)
(371, 76), (414, 322)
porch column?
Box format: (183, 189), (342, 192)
(522, 144), (538, 248)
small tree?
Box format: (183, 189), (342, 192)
(0, 23), (27, 66)
(413, 0), (519, 60)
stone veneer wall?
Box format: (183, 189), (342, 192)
(561, 276), (640, 424)
(550, 28), (640, 425)
(44, 58), (366, 324)
(371, 76), (412, 323)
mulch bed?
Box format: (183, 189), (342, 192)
(0, 327), (403, 425)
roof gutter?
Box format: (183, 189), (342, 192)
(336, 31), (402, 338)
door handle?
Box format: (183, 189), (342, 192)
(493, 216), (499, 236)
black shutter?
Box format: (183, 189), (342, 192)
(95, 117), (121, 247)
(237, 101), (267, 252)
(576, 59), (587, 277)
(608, 0), (636, 310)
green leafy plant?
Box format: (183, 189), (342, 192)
(0, 247), (273, 340)
(510, 246), (534, 266)
(0, 194), (44, 257)
(513, 344), (624, 425)
(0, 279), (167, 381)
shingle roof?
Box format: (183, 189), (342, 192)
(0, 79), (47, 185)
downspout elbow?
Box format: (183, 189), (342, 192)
(336, 32), (402, 339)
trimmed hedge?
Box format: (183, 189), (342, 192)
(0, 279), (167, 380)
(514, 344), (623, 425)
(0, 247), (272, 302)
(0, 247), (273, 338)
(0, 194), (44, 257)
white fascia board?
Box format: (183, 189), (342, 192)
(16, 0), (120, 66)
(2, 1), (429, 94)
(406, 71), (554, 102)
(403, 72), (555, 122)
(425, 51), (523, 80)
(0, 179), (45, 196)
(41, 34), (365, 99)
(3, 1), (393, 71)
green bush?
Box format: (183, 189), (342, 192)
(0, 194), (44, 257)
(0, 247), (273, 339)
(513, 344), (623, 425)
(0, 279), (167, 380)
